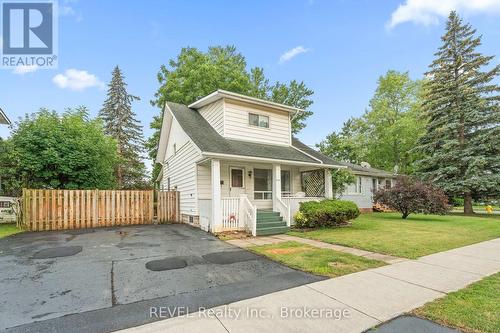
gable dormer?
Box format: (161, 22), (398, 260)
(189, 90), (299, 146)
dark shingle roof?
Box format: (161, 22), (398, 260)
(167, 101), (396, 177)
(167, 102), (321, 164)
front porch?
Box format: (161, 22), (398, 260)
(197, 159), (333, 235)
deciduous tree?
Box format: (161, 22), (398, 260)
(374, 177), (450, 219)
(147, 46), (314, 181)
(1, 108), (117, 193)
(318, 70), (424, 174)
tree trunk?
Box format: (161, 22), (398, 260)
(401, 211), (409, 219)
(464, 193), (474, 214)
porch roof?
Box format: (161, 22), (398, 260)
(167, 101), (332, 165)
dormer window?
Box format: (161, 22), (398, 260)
(249, 113), (269, 128)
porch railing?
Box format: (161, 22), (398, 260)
(221, 197), (240, 230)
(221, 196), (256, 234)
(283, 196), (323, 225)
(275, 197), (291, 227)
(240, 195), (257, 236)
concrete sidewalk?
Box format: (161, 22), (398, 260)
(117, 238), (500, 333)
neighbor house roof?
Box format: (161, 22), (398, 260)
(160, 100), (396, 177)
(0, 108), (11, 125)
(188, 90), (302, 114)
(291, 138), (395, 178)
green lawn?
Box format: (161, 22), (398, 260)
(0, 223), (22, 239)
(288, 213), (500, 259)
(249, 241), (385, 278)
(414, 273), (500, 333)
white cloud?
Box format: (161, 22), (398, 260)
(59, 5), (75, 16)
(279, 46), (310, 64)
(387, 0), (500, 29)
(58, 0), (83, 21)
(13, 65), (39, 75)
(52, 69), (105, 91)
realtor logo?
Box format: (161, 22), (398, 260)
(1, 0), (58, 69)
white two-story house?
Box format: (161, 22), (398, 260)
(155, 90), (395, 236)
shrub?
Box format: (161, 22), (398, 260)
(294, 199), (360, 229)
(451, 197), (464, 207)
(374, 176), (451, 219)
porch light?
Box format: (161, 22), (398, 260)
(248, 170), (252, 178)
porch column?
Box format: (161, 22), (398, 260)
(211, 159), (222, 232)
(325, 168), (333, 199)
(272, 164), (281, 210)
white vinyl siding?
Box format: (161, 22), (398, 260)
(164, 118), (190, 160)
(223, 99), (291, 146)
(162, 140), (201, 215)
(198, 99), (224, 135)
(339, 175), (391, 209)
(197, 164), (211, 200)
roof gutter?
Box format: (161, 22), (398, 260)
(201, 151), (347, 169)
(0, 107), (11, 125)
(189, 90), (303, 114)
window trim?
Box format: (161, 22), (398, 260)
(253, 168), (272, 201)
(281, 170), (291, 193)
(248, 113), (270, 129)
(230, 167), (245, 188)
(347, 176), (363, 195)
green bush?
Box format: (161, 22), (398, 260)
(451, 197), (464, 207)
(294, 200), (360, 229)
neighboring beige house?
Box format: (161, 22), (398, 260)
(155, 90), (396, 236)
(0, 107), (11, 125)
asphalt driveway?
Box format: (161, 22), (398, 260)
(0, 224), (322, 333)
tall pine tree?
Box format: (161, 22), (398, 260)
(416, 11), (500, 214)
(100, 66), (147, 189)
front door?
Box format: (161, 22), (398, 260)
(229, 167), (245, 197)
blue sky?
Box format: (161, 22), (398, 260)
(2, 0), (500, 167)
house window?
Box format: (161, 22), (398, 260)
(347, 176), (362, 194)
(281, 170), (291, 196)
(385, 179), (392, 188)
(357, 177), (363, 193)
(230, 168), (244, 188)
(372, 178), (377, 191)
(249, 113), (269, 128)
(254, 168), (272, 199)
(0, 201), (10, 208)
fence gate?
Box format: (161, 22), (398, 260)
(21, 189), (179, 231)
(156, 190), (179, 223)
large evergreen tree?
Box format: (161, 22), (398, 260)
(416, 11), (500, 214)
(100, 66), (147, 189)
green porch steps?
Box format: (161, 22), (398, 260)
(256, 210), (289, 236)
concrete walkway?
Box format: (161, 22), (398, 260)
(117, 238), (500, 333)
(226, 234), (406, 264)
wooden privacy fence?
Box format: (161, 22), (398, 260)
(157, 190), (179, 224)
(22, 189), (179, 231)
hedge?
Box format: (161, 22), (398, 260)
(294, 199), (360, 229)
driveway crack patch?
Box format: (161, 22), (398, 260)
(111, 260), (117, 306)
